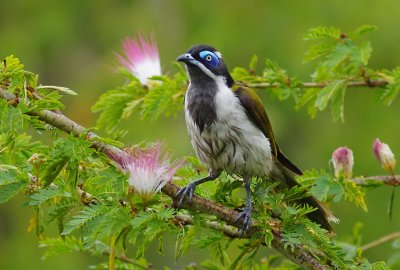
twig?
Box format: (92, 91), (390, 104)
(0, 87), (327, 270)
(361, 232), (400, 251)
(248, 79), (388, 89)
(352, 175), (400, 186)
(175, 213), (242, 239)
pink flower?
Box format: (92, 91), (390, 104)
(112, 143), (182, 203)
(373, 138), (396, 173)
(115, 33), (161, 87)
(332, 147), (354, 178)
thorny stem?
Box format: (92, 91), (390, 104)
(361, 231), (400, 252)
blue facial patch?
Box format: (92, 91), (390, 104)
(199, 50), (220, 68)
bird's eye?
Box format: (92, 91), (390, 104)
(199, 50), (220, 68)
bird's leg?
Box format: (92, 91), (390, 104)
(176, 170), (221, 207)
(235, 176), (252, 235)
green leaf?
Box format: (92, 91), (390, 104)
(36, 85), (77, 95)
(249, 55), (258, 71)
(304, 26), (341, 40)
(92, 81), (143, 132)
(28, 187), (72, 206)
(140, 74), (185, 120)
(303, 42), (336, 63)
(350, 25), (378, 39)
(40, 156), (69, 187)
(330, 84), (346, 122)
(315, 80), (346, 111)
(0, 99), (25, 133)
(359, 41), (373, 66)
(0, 167), (29, 204)
(323, 43), (351, 70)
(176, 225), (197, 258)
(0, 181), (27, 204)
(62, 204), (109, 235)
(39, 236), (84, 259)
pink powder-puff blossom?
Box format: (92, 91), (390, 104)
(115, 33), (161, 87)
(112, 143), (182, 204)
(373, 138), (396, 173)
(332, 147), (354, 178)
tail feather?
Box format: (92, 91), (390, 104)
(273, 165), (337, 233)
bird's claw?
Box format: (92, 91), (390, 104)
(235, 206), (252, 237)
(176, 183), (196, 207)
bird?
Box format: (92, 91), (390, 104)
(176, 44), (335, 233)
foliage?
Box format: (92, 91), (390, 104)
(1, 26), (400, 269)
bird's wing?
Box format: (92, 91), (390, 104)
(232, 82), (302, 175)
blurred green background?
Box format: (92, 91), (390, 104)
(1, 0), (400, 269)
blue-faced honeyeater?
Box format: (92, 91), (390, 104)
(176, 45), (336, 233)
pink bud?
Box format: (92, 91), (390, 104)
(332, 147), (354, 178)
(373, 138), (396, 173)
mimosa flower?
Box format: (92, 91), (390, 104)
(332, 147), (354, 178)
(373, 138), (396, 173)
(112, 143), (182, 206)
(115, 33), (161, 87)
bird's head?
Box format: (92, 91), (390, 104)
(177, 45), (234, 87)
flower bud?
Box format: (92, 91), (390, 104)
(332, 147), (354, 178)
(373, 138), (396, 173)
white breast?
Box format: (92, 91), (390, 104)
(185, 78), (273, 177)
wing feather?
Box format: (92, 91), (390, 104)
(232, 82), (302, 175)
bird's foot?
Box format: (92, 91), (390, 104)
(235, 206), (252, 236)
(176, 183), (196, 207)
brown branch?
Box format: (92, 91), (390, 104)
(0, 87), (328, 270)
(361, 231), (400, 251)
(248, 79), (388, 89)
(352, 175), (400, 186)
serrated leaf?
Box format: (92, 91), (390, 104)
(0, 167), (29, 204)
(315, 80), (346, 111)
(0, 99), (25, 133)
(92, 84), (142, 132)
(39, 236), (84, 259)
(40, 157), (69, 187)
(324, 43), (351, 70)
(36, 85), (77, 95)
(28, 187), (71, 206)
(122, 97), (144, 118)
(62, 204), (108, 235)
(249, 55), (258, 71)
(0, 181), (27, 204)
(176, 225), (197, 258)
(304, 26), (341, 40)
(350, 25), (378, 39)
(303, 42), (336, 63)
(331, 85), (346, 122)
(359, 41), (373, 65)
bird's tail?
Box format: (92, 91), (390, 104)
(273, 166), (338, 232)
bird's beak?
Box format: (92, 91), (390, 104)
(176, 53), (198, 65)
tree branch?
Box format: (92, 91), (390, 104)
(248, 79), (388, 89)
(0, 87), (329, 270)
